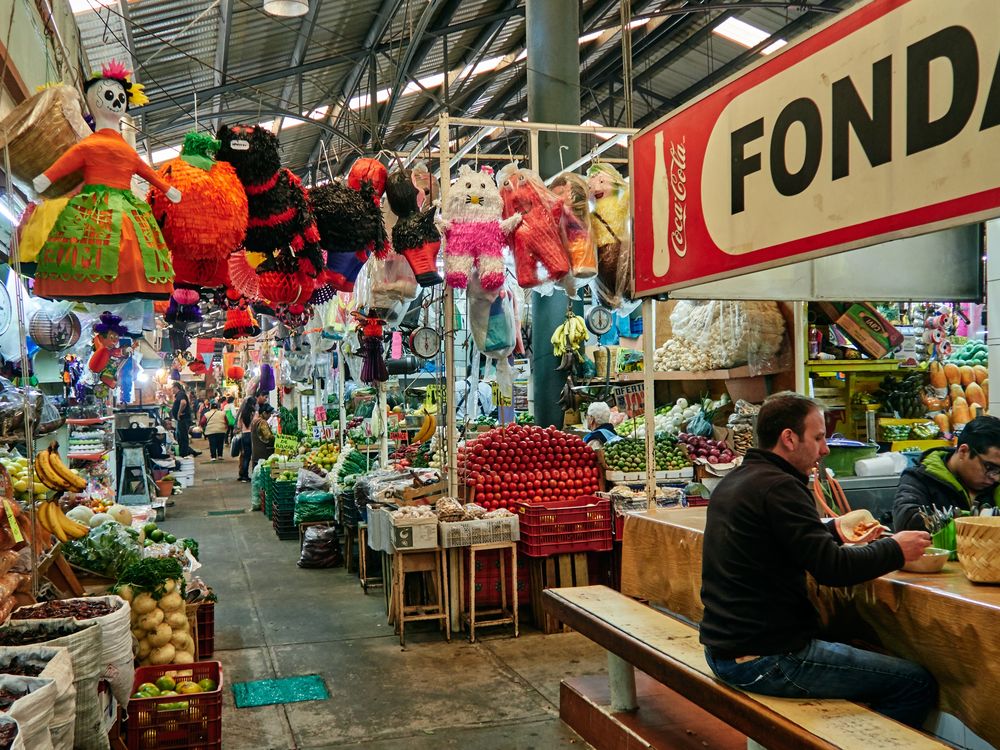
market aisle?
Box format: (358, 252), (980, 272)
(159, 451), (604, 750)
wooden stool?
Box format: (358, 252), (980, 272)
(458, 542), (519, 643)
(358, 523), (383, 593)
(390, 547), (451, 647)
(343, 525), (358, 574)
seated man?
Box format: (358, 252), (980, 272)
(700, 391), (936, 729)
(893, 415), (1000, 530)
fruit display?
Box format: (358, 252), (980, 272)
(947, 340), (988, 367)
(0, 454), (49, 505)
(303, 441), (340, 472)
(132, 671), (217, 701)
(927, 358), (988, 431)
(411, 412), (437, 444)
(603, 435), (693, 472)
(35, 498), (89, 542)
(677, 433), (737, 465)
(874, 374), (925, 419)
(457, 425), (601, 510)
(33, 443), (87, 492)
(551, 313), (589, 370)
(115, 558), (195, 666)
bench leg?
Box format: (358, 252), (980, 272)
(607, 652), (637, 712)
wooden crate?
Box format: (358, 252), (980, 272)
(528, 553), (592, 634)
(400, 478), (447, 506)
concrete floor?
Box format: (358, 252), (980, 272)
(160, 451), (604, 750)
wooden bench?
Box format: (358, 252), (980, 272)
(543, 586), (950, 750)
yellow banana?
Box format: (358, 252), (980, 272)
(45, 448), (86, 493)
(53, 506), (88, 539)
(34, 452), (70, 492)
(45, 503), (68, 543)
(35, 502), (54, 537)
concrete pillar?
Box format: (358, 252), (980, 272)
(526, 0), (581, 428)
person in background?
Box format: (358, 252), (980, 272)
(170, 382), (200, 457)
(224, 396), (238, 443)
(700, 391), (936, 729)
(203, 400), (229, 461)
(583, 401), (621, 449)
(237, 397), (256, 483)
(250, 402), (276, 471)
(893, 415), (1000, 530)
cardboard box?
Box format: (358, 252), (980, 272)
(390, 517), (438, 550)
(816, 302), (903, 359)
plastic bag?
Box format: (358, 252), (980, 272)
(368, 253), (418, 310)
(297, 525), (342, 569)
(653, 301), (786, 373)
(551, 172), (597, 279)
(588, 164), (632, 308)
(468, 277), (515, 354)
(294, 491), (336, 525)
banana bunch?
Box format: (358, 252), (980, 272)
(413, 412), (437, 443)
(552, 314), (589, 370)
(34, 444), (87, 493)
(36, 500), (88, 542)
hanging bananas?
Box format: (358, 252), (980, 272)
(34, 444), (87, 493)
(552, 313), (589, 370)
(36, 500), (89, 542)
(412, 412), (437, 444)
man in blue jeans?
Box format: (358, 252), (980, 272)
(700, 391), (937, 729)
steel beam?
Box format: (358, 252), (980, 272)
(274, 0), (324, 136)
(210, 0), (234, 129)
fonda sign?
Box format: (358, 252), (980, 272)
(631, 0), (1000, 296)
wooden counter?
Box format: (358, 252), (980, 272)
(620, 507), (1000, 749)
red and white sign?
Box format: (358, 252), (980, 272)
(631, 0), (1000, 296)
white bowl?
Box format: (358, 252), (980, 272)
(902, 547), (950, 573)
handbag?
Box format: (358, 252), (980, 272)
(226, 410), (236, 427)
(230, 434), (241, 457)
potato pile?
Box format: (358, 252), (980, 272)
(118, 579), (195, 666)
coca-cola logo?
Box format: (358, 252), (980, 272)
(669, 137), (687, 258)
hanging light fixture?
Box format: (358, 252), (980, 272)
(263, 0), (308, 17)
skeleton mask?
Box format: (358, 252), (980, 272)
(87, 79), (128, 116)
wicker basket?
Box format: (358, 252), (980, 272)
(0, 85), (91, 198)
(955, 516), (1000, 583)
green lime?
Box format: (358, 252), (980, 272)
(149, 529), (164, 543)
(144, 539), (153, 547)
(143, 522), (158, 534)
(164, 534), (177, 544)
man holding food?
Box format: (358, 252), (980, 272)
(700, 391), (937, 729)
(893, 415), (1000, 531)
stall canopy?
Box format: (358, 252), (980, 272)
(630, 0), (1000, 296)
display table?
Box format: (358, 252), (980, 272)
(619, 507), (1000, 749)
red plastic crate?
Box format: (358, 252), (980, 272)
(196, 602), (215, 660)
(469, 550), (530, 607)
(514, 496), (613, 557)
(126, 661), (223, 750)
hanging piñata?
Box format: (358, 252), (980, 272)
(216, 124), (323, 277)
(587, 163), (631, 307)
(147, 131), (248, 263)
(438, 164), (518, 291)
(32, 60), (180, 302)
(497, 163), (570, 288)
(550, 172), (597, 279)
(385, 169), (443, 287)
(88, 311), (130, 387)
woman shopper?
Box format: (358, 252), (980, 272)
(203, 401), (229, 461)
(250, 402), (276, 471)
(237, 397), (256, 482)
(170, 383), (200, 457)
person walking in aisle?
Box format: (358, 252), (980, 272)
(170, 382), (200, 457)
(224, 396), (238, 443)
(250, 402), (276, 472)
(237, 397), (256, 483)
(203, 401), (229, 461)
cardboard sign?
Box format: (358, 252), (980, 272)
(314, 406), (327, 424)
(312, 425), (336, 440)
(631, 0), (1000, 295)
(490, 382), (512, 408)
(274, 434), (300, 455)
(614, 383), (645, 418)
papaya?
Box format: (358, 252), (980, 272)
(971, 404), (987, 419)
(952, 397), (972, 426)
(966, 382), (987, 408)
(973, 364), (988, 384)
(960, 365), (976, 388)
(944, 363), (961, 386)
(950, 384), (966, 404)
(933, 413), (951, 434)
(983, 378), (989, 402)
(929, 360), (947, 390)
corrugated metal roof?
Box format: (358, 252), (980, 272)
(70, 0), (854, 179)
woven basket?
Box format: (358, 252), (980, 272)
(955, 516), (1000, 583)
(0, 85), (92, 198)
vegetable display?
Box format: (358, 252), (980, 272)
(603, 435), (692, 472)
(458, 425), (600, 510)
(115, 558), (195, 666)
(61, 522), (142, 578)
(677, 433), (736, 465)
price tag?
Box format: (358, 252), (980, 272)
(614, 383), (645, 418)
(490, 382), (511, 408)
(274, 434), (300, 455)
(3, 501), (22, 544)
(315, 406), (327, 423)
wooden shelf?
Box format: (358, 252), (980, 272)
(615, 364), (787, 382)
(806, 359), (903, 373)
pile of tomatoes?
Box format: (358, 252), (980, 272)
(458, 424), (601, 510)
